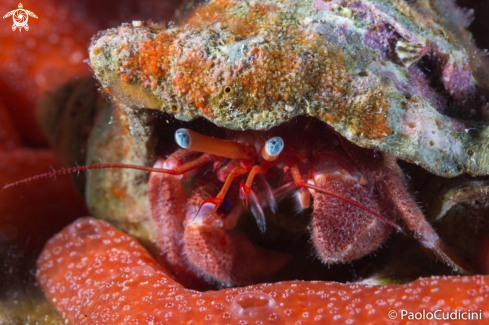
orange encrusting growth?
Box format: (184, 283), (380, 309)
(172, 49), (217, 116)
(320, 88), (391, 139)
(122, 31), (177, 88)
(38, 218), (489, 325)
(181, 0), (235, 29)
(109, 0), (390, 139)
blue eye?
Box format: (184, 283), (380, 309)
(175, 129), (190, 148)
(265, 137), (284, 157)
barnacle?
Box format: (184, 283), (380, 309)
(170, 102), (181, 113)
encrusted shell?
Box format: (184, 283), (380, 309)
(89, 0), (489, 177)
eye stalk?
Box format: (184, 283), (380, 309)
(174, 129), (253, 160)
(262, 136), (284, 161)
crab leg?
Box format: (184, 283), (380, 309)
(240, 165), (268, 207)
(196, 164), (248, 219)
(149, 151), (289, 286)
(336, 135), (473, 274)
(378, 172), (473, 274)
(288, 149), (395, 263)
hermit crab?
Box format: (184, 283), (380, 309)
(84, 0), (489, 282)
(142, 114), (476, 286)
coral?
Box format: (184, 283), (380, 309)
(38, 218), (489, 324)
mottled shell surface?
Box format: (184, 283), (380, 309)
(89, 0), (489, 177)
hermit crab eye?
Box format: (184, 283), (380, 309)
(175, 129), (190, 149)
(266, 137), (284, 156)
(170, 102), (181, 113)
(262, 136), (284, 161)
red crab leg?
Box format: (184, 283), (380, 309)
(297, 187), (311, 209)
(2, 153), (214, 189)
(239, 165), (268, 207)
(381, 173), (473, 274)
(149, 152), (289, 286)
(195, 165), (248, 219)
(289, 163), (402, 230)
(336, 135), (473, 274)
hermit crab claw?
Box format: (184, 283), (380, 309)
(194, 197), (223, 220)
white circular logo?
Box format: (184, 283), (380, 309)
(388, 310), (397, 320)
(3, 3), (38, 32)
